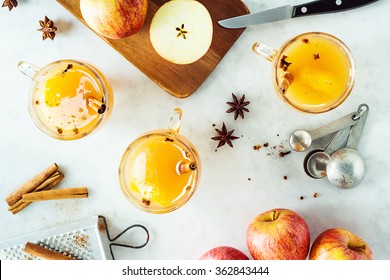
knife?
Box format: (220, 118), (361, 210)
(218, 0), (379, 29)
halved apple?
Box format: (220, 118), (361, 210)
(150, 0), (213, 65)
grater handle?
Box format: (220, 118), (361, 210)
(98, 215), (150, 260)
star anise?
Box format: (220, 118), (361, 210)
(211, 122), (239, 148)
(37, 16), (57, 41)
(226, 93), (250, 120)
(2, 0), (18, 11)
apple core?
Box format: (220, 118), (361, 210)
(150, 0), (213, 64)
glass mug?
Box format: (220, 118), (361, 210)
(118, 108), (201, 214)
(19, 59), (113, 140)
(253, 32), (355, 114)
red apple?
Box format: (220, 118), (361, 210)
(309, 228), (374, 260)
(246, 208), (310, 260)
(80, 0), (148, 39)
(199, 246), (249, 260)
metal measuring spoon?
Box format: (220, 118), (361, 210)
(305, 126), (351, 179)
(289, 111), (359, 152)
(326, 104), (369, 189)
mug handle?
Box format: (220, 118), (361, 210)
(252, 42), (278, 62)
(18, 61), (40, 79)
(168, 108), (183, 135)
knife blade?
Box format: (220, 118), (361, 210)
(218, 0), (379, 29)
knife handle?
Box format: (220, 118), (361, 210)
(293, 0), (378, 17)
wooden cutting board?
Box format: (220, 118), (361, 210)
(56, 0), (249, 98)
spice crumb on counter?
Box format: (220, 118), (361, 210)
(299, 193), (320, 200)
(279, 151), (291, 158)
(253, 138), (291, 159)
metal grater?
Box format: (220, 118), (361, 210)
(0, 215), (149, 260)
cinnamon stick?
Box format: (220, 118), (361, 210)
(87, 97), (106, 114)
(22, 187), (88, 202)
(5, 163), (58, 207)
(8, 171), (63, 210)
(278, 72), (294, 94)
(178, 161), (197, 174)
(23, 242), (75, 260)
(9, 172), (64, 215)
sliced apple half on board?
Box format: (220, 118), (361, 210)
(150, 0), (213, 65)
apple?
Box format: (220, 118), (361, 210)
(199, 246), (249, 260)
(246, 208), (310, 260)
(309, 228), (374, 260)
(80, 0), (148, 39)
(149, 0), (213, 64)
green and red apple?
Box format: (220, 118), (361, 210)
(80, 0), (148, 39)
(246, 208), (310, 260)
(199, 246), (250, 260)
(149, 0), (213, 64)
(309, 228), (374, 260)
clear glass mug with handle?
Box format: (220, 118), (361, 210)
(19, 59), (113, 140)
(253, 32), (355, 114)
(118, 108), (201, 214)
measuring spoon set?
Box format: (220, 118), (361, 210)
(289, 104), (369, 189)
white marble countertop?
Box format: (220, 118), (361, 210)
(1, 0), (389, 260)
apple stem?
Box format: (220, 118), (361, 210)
(348, 243), (366, 252)
(271, 210), (279, 221)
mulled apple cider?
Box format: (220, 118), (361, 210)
(119, 109), (201, 214)
(19, 60), (112, 140)
(253, 32), (355, 113)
